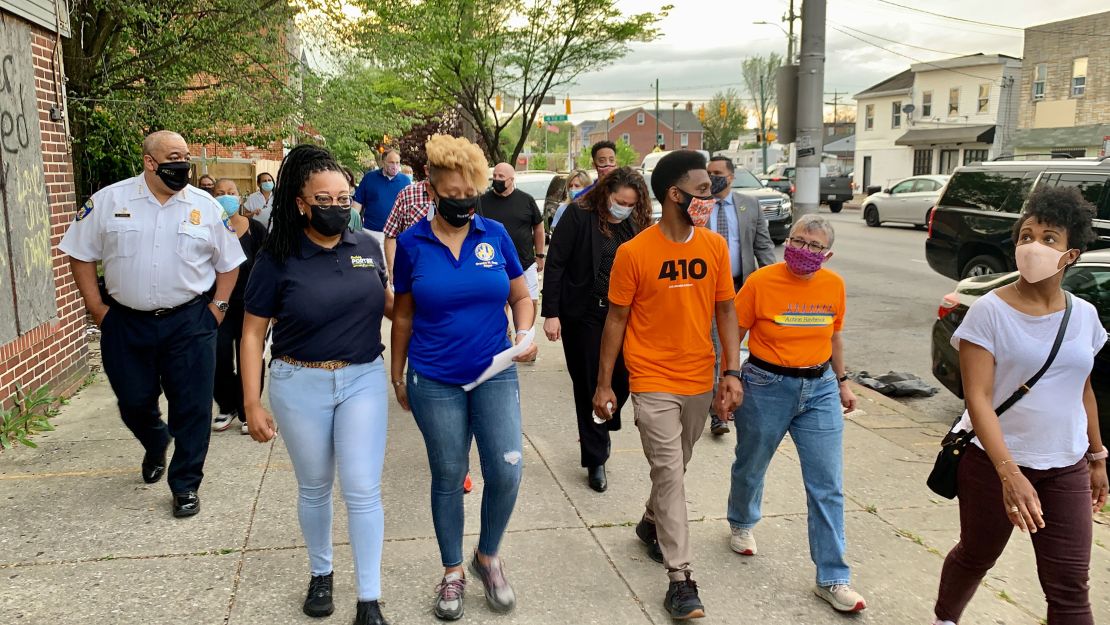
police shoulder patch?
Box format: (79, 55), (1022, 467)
(223, 216), (235, 233)
(75, 198), (94, 222)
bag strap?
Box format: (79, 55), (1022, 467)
(994, 292), (1072, 416)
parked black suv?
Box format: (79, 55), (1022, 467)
(925, 158), (1110, 280)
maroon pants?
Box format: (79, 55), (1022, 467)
(935, 444), (1093, 624)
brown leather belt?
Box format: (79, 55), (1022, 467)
(277, 355), (350, 370)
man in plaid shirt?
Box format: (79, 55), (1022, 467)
(382, 179), (435, 280)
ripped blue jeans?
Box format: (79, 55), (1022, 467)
(407, 366), (523, 567)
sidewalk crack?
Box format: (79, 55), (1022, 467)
(222, 437), (277, 625)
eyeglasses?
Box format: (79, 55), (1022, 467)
(786, 236), (828, 253)
(304, 194), (352, 207)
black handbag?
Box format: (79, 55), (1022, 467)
(926, 293), (1072, 499)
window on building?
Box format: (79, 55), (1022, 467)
(913, 149), (933, 175)
(864, 104), (874, 130)
(977, 84), (990, 113)
(636, 112), (645, 125)
(1051, 148), (1087, 158)
(939, 149), (960, 175)
(680, 132), (689, 147)
(948, 88), (960, 116)
(1072, 57), (1087, 97)
(963, 149), (989, 165)
(891, 101), (902, 129)
(921, 91), (932, 118)
(1033, 64), (1046, 100)
(621, 132), (630, 144)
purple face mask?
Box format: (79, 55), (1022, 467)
(783, 244), (827, 275)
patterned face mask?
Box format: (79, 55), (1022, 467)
(783, 243), (827, 275)
(677, 189), (716, 228)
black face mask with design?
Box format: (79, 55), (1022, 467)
(434, 187), (478, 228)
(155, 161), (191, 192)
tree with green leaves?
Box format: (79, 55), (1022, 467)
(741, 53), (782, 173)
(359, 0), (667, 164)
(702, 89), (748, 153)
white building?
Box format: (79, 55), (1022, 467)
(853, 54), (1022, 192)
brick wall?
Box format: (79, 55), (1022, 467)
(0, 22), (88, 406)
(588, 109), (704, 163)
(1018, 11), (1110, 129)
(189, 141), (285, 162)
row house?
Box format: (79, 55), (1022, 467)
(582, 105), (704, 162)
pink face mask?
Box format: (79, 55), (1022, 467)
(384, 163), (401, 177)
(1015, 241), (1071, 283)
(783, 244), (827, 275)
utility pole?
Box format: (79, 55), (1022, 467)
(786, 0), (798, 64)
(759, 77), (768, 173)
(654, 79), (660, 149)
(795, 0), (826, 217)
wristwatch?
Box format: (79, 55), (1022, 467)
(838, 374), (850, 383)
(1086, 448), (1108, 462)
(722, 369), (743, 381)
(212, 300), (230, 313)
(536, 253), (546, 259)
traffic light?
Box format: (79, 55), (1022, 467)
(697, 105), (706, 123)
(536, 119), (543, 129)
(495, 94), (502, 111)
(755, 132), (762, 143)
(565, 97), (571, 115)
(719, 101), (727, 118)
(766, 131), (777, 142)
(608, 109), (615, 124)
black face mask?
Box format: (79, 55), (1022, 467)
(307, 204), (351, 237)
(436, 193), (478, 228)
(491, 179), (508, 194)
(155, 161), (191, 192)
(710, 175), (730, 196)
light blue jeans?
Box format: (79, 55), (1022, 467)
(407, 366), (523, 568)
(727, 361), (851, 587)
(268, 357), (388, 601)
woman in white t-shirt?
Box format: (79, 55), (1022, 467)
(933, 187), (1108, 625)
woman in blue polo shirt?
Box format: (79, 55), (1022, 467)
(391, 134), (537, 621)
(239, 145), (393, 625)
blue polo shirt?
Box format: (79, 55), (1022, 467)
(244, 230), (389, 363)
(354, 169), (412, 231)
(393, 216), (524, 385)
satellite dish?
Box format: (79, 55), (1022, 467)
(902, 104), (916, 114)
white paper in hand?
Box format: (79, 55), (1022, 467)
(462, 329), (536, 391)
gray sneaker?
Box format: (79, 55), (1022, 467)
(433, 572), (466, 621)
(469, 552), (516, 613)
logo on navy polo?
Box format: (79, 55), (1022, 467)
(351, 255), (376, 269)
(474, 242), (499, 268)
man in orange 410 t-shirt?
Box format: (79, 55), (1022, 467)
(593, 150), (742, 621)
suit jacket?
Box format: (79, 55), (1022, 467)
(724, 191), (777, 284)
(542, 204), (640, 320)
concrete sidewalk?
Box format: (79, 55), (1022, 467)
(2, 342), (1108, 624)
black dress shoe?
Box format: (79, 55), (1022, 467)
(354, 599), (389, 625)
(141, 448), (166, 484)
(635, 517), (664, 564)
(303, 573), (334, 617)
(587, 465), (607, 492)
(172, 492), (200, 518)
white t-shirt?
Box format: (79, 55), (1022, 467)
(951, 290), (1107, 469)
(245, 191), (273, 228)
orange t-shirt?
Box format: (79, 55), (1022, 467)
(608, 224), (735, 394)
(734, 263), (846, 368)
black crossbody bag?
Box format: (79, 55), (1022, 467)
(926, 293), (1072, 499)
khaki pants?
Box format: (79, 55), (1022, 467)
(631, 391), (713, 580)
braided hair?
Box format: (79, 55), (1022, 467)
(261, 144), (345, 263)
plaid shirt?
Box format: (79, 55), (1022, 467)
(382, 180), (435, 238)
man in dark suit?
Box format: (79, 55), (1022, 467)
(706, 155), (777, 434)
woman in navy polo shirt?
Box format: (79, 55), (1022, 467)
(239, 145), (393, 625)
(391, 134), (538, 621)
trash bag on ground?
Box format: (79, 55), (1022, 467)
(851, 370), (938, 398)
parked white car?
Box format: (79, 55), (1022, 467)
(862, 175), (950, 228)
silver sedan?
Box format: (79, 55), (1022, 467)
(862, 175), (950, 228)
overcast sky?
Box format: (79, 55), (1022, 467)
(555, 0), (1105, 123)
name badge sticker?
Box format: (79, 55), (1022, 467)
(351, 255), (376, 269)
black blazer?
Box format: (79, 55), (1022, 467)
(542, 204), (639, 320)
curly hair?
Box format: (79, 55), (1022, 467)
(1012, 186), (1096, 253)
(424, 134), (488, 194)
(578, 166), (652, 237)
(261, 144), (345, 263)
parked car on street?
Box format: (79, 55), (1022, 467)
(931, 249), (1110, 431)
(731, 167), (792, 245)
(861, 175), (949, 228)
(639, 149), (711, 173)
(512, 170), (565, 217)
(759, 162), (853, 212)
(925, 157), (1110, 279)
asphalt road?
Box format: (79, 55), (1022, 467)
(818, 208), (967, 424)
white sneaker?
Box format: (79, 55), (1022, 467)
(212, 412), (236, 432)
(240, 423), (250, 435)
(814, 584), (866, 613)
(729, 527), (757, 555)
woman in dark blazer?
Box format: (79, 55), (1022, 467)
(542, 167), (653, 492)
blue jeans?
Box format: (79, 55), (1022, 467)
(407, 366), (523, 568)
(727, 361), (851, 587)
(268, 357), (388, 601)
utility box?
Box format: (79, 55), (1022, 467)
(776, 65), (799, 145)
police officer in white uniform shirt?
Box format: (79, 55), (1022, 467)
(60, 131), (246, 518)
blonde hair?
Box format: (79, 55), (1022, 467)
(565, 169), (592, 201)
(424, 134), (489, 194)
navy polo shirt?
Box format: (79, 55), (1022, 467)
(393, 216), (524, 385)
(354, 169), (412, 231)
(244, 230), (388, 363)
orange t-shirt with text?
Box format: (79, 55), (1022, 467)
(734, 263), (846, 368)
(608, 224), (735, 395)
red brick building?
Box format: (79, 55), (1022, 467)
(0, 3), (87, 406)
(585, 105), (705, 161)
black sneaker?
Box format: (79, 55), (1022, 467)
(665, 571), (705, 620)
(635, 518), (664, 564)
(303, 573), (334, 617)
(354, 600), (389, 625)
(710, 416), (730, 436)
